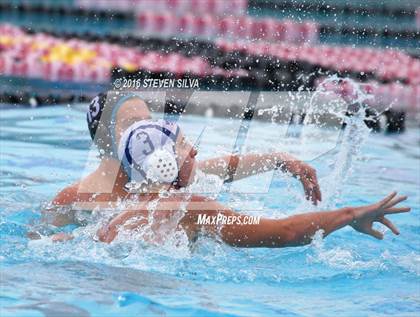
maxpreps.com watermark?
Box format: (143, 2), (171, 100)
(197, 213), (261, 225)
(113, 78), (200, 89)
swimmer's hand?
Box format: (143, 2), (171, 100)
(350, 192), (410, 239)
(199, 153), (322, 205)
(285, 160), (322, 205)
(97, 210), (148, 243)
(50, 232), (74, 242)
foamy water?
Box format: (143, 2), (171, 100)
(1, 85), (419, 315)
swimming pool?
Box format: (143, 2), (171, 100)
(1, 104), (419, 316)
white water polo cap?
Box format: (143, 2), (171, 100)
(118, 119), (181, 184)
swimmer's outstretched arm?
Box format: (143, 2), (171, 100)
(198, 152), (322, 205)
(188, 192), (409, 247)
(98, 192), (410, 247)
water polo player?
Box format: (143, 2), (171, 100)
(96, 119), (410, 246)
(48, 92), (323, 229)
(47, 93), (410, 247)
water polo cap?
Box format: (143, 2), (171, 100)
(118, 119), (180, 185)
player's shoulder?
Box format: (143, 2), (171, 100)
(51, 183), (80, 206)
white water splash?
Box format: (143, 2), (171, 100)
(307, 230), (384, 270)
(316, 77), (373, 208)
(320, 110), (371, 208)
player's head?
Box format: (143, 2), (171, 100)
(118, 119), (197, 189)
(86, 92), (151, 158)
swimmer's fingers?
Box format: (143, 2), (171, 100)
(366, 227), (384, 240)
(383, 195), (408, 210)
(377, 191), (397, 208)
(378, 217), (400, 235)
(97, 225), (116, 243)
(308, 169), (322, 204)
(313, 180), (322, 204)
(301, 167), (321, 205)
(302, 180), (318, 205)
(384, 206), (411, 215)
(310, 184), (322, 205)
(51, 232), (74, 242)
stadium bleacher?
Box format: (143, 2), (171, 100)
(0, 0), (418, 112)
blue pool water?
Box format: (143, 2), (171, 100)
(0, 104), (419, 316)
